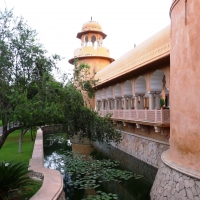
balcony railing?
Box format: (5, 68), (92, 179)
(98, 109), (170, 124)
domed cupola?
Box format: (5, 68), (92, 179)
(68, 18), (114, 75)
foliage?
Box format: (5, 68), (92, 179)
(0, 8), (121, 149)
(83, 191), (119, 200)
(0, 130), (42, 198)
(73, 61), (98, 106)
(0, 160), (34, 200)
(160, 98), (165, 107)
(61, 151), (142, 199)
(65, 105), (122, 145)
(0, 9), (61, 148)
(22, 179), (42, 199)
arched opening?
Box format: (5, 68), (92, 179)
(91, 35), (96, 45)
(85, 36), (88, 47)
(135, 76), (146, 94)
(115, 84), (122, 98)
(135, 76), (146, 109)
(95, 91), (101, 111)
(150, 70), (164, 92)
(150, 70), (168, 109)
(107, 86), (113, 99)
(108, 86), (113, 110)
(115, 84), (122, 109)
(124, 80), (132, 97)
(124, 80), (132, 110)
(102, 89), (107, 110)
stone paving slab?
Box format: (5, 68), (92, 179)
(29, 129), (64, 200)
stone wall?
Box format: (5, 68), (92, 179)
(151, 161), (200, 200)
(111, 131), (169, 168)
(94, 141), (157, 185)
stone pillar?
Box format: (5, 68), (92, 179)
(131, 97), (135, 109)
(119, 98), (122, 109)
(149, 93), (155, 110)
(155, 93), (160, 109)
(110, 100), (112, 110)
(134, 95), (139, 110)
(128, 98), (131, 110)
(101, 100), (103, 110)
(122, 97), (126, 109)
(107, 100), (110, 110)
(140, 95), (144, 110)
(114, 99), (117, 110)
(106, 100), (109, 110)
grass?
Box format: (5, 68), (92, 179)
(0, 120), (2, 126)
(0, 129), (42, 199)
(0, 130), (34, 165)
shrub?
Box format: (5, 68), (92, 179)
(0, 160), (34, 200)
(160, 98), (165, 107)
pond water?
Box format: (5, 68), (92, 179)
(43, 133), (157, 200)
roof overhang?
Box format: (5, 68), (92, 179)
(68, 55), (114, 65)
(77, 30), (107, 39)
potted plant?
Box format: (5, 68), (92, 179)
(160, 98), (165, 108)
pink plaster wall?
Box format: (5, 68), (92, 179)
(170, 0), (200, 171)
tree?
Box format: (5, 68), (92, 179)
(0, 9), (121, 150)
(62, 61), (121, 145)
(0, 9), (61, 149)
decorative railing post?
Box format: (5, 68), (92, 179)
(145, 108), (147, 121)
(155, 109), (157, 123)
(161, 108), (164, 123)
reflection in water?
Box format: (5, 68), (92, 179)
(43, 133), (156, 200)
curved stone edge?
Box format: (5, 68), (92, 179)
(162, 149), (200, 180)
(29, 129), (65, 200)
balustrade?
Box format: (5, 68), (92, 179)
(98, 109), (170, 124)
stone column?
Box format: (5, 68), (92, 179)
(107, 99), (110, 110)
(119, 98), (122, 109)
(155, 93), (160, 109)
(128, 98), (131, 110)
(114, 98), (117, 110)
(149, 93), (155, 110)
(101, 100), (103, 110)
(122, 97), (126, 109)
(134, 95), (139, 110)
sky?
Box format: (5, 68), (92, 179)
(0, 0), (172, 78)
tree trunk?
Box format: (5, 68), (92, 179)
(18, 128), (28, 153)
(0, 126), (21, 149)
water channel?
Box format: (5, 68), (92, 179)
(43, 133), (157, 200)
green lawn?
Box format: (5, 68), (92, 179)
(0, 120), (2, 126)
(0, 130), (34, 165)
(0, 129), (42, 198)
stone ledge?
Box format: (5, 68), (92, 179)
(118, 130), (169, 145)
(162, 149), (200, 180)
(29, 129), (64, 200)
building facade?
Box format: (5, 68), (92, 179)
(69, 1), (200, 199)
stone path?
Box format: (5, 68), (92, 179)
(29, 129), (65, 200)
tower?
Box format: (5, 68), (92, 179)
(68, 19), (114, 78)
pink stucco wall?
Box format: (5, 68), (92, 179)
(170, 0), (200, 171)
